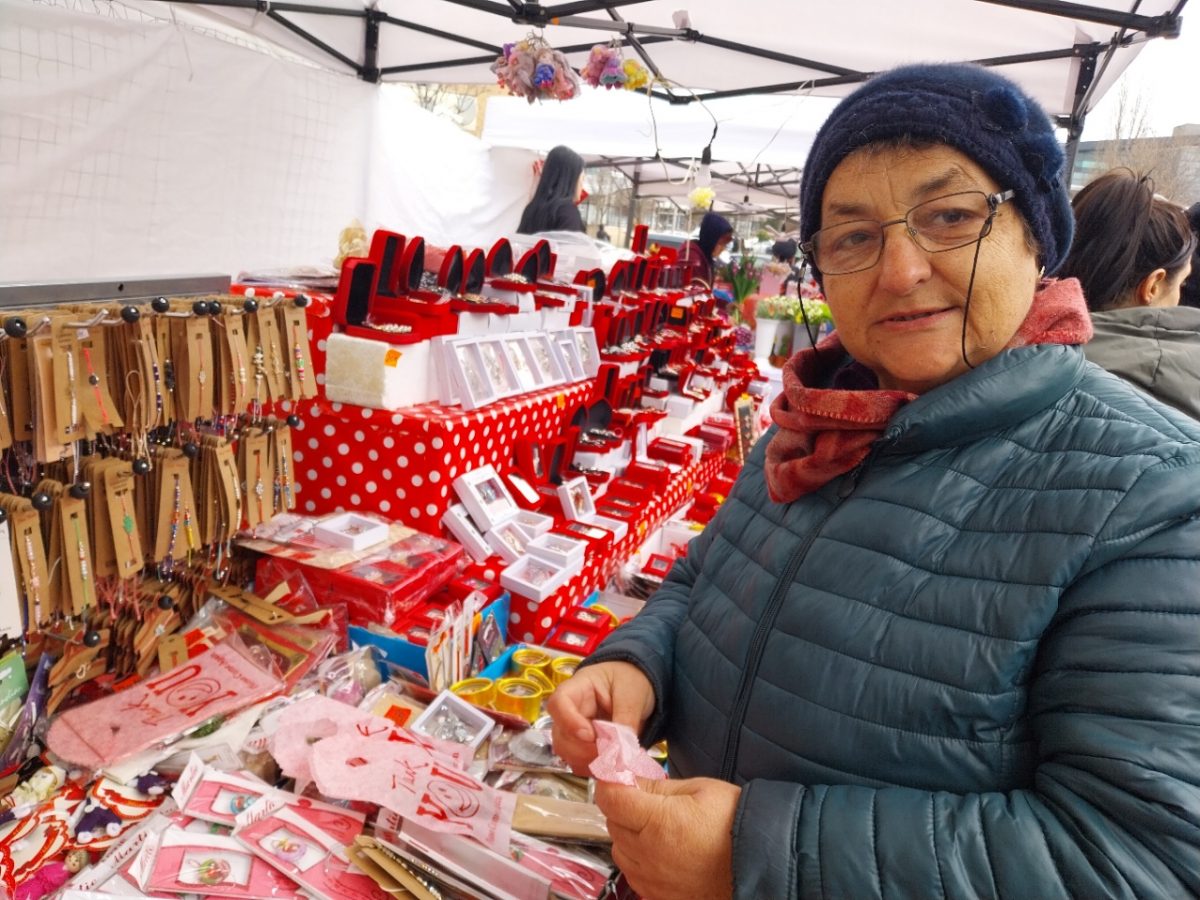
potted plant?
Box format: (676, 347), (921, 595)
(793, 297), (834, 354)
(753, 295), (799, 364)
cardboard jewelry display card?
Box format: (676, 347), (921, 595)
(57, 495), (92, 617)
(256, 308), (287, 402)
(152, 454), (201, 567)
(241, 430), (275, 529)
(104, 462), (145, 579)
(153, 314), (177, 423)
(8, 505), (50, 629)
(51, 324), (84, 444)
(5, 336), (32, 443)
(214, 439), (243, 535)
(224, 313), (252, 415)
(0, 519), (22, 639)
(28, 331), (69, 464)
(280, 307), (316, 400)
(77, 328), (125, 435)
(272, 425), (296, 513)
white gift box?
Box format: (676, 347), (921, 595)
(666, 395), (696, 419)
(513, 510), (554, 537)
(441, 503), (493, 564)
(313, 512), (389, 551)
(526, 532), (587, 568)
(411, 690), (493, 754)
(485, 518), (534, 564)
(500, 554), (577, 603)
(453, 465), (521, 532)
(556, 476), (596, 521)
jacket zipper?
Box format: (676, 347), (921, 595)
(717, 436), (892, 781)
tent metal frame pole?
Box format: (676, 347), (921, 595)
(973, 0), (1181, 36)
(362, 10), (381, 83)
(625, 163), (641, 249)
(266, 9), (362, 75)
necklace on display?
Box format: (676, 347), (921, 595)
(116, 487), (138, 573)
(253, 449), (265, 523)
(71, 512), (92, 608)
(82, 346), (110, 426)
(291, 322), (306, 388)
(65, 347), (79, 436)
(23, 532), (43, 626)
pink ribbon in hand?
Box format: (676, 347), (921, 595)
(588, 721), (666, 786)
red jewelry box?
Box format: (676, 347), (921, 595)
(564, 604), (616, 632)
(640, 553), (676, 579)
(545, 622), (607, 655)
(552, 520), (615, 549)
(446, 575), (504, 603)
(647, 437), (694, 467)
(624, 459), (671, 490)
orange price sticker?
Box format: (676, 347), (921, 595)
(384, 349), (403, 367)
(555, 393), (566, 409)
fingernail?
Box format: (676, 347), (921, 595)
(575, 727), (591, 740)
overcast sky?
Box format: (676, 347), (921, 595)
(1082, 20), (1200, 140)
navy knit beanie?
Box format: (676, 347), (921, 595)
(800, 63), (1074, 278)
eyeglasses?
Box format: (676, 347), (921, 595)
(801, 189), (1016, 276)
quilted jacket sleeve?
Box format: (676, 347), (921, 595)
(581, 506), (722, 746)
(733, 455), (1200, 899)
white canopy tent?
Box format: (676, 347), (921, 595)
(122, 0), (1188, 156)
(2, 0), (1189, 282)
(481, 86), (835, 215)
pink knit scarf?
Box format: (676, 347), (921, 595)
(763, 278), (1092, 503)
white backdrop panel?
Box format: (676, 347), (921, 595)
(366, 84), (537, 248)
(0, 0), (374, 281)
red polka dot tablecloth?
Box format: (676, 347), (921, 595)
(283, 381), (596, 536)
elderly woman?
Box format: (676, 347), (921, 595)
(549, 64), (1200, 899)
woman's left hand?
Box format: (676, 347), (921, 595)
(595, 776), (741, 900)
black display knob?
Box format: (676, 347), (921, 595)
(30, 491), (52, 511)
(192, 300), (210, 316)
(151, 296), (170, 313)
(120, 305), (140, 323)
(83, 629), (102, 648)
(157, 595), (174, 611)
(182, 441), (199, 459)
(68, 481), (92, 499)
(88, 373), (100, 386)
(243, 298), (259, 313)
(132, 457), (151, 475)
(294, 294), (310, 308)
(286, 414), (301, 428)
(4, 317), (27, 339)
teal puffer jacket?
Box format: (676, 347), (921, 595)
(587, 345), (1200, 898)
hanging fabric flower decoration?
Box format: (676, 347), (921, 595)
(580, 40), (651, 91)
(688, 186), (716, 210)
(491, 35), (581, 104)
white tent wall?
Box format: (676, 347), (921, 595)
(0, 0), (376, 281)
(366, 85), (538, 248)
(0, 0), (532, 284)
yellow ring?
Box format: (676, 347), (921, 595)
(550, 655), (583, 684)
(493, 677), (544, 723)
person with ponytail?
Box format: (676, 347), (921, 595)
(1059, 169), (1198, 418)
(549, 63), (1200, 900)
(516, 145), (587, 234)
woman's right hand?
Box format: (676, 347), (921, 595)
(547, 661), (656, 775)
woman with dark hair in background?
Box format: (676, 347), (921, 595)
(1181, 201), (1200, 309)
(676, 211), (733, 289)
(1060, 168), (1200, 418)
(516, 145), (586, 234)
